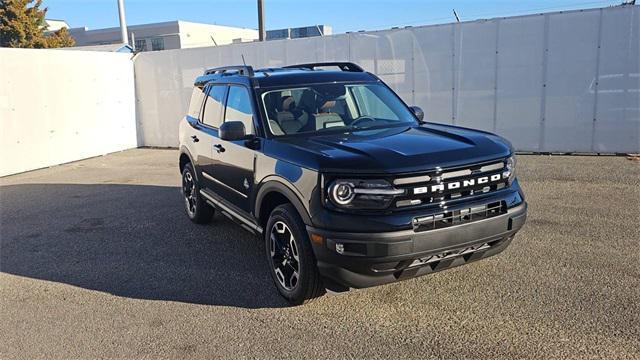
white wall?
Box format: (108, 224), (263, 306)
(178, 21), (258, 48)
(0, 48), (137, 176)
(133, 5), (639, 153)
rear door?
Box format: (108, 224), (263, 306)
(209, 85), (257, 213)
(196, 84), (228, 191)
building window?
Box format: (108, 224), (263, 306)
(135, 39), (146, 51)
(151, 38), (164, 51)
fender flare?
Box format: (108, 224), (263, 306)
(255, 177), (313, 226)
(179, 146), (197, 179)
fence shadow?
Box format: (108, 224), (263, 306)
(0, 183), (288, 309)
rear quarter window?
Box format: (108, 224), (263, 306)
(187, 86), (205, 119)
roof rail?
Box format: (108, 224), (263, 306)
(204, 65), (254, 77)
(283, 62), (364, 72)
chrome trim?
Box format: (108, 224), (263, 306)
(396, 199), (422, 207)
(408, 242), (492, 268)
(480, 162), (504, 173)
(353, 188), (405, 195)
(396, 161), (505, 186)
(202, 171), (248, 199)
(441, 169), (472, 179)
(199, 189), (262, 233)
(393, 175), (431, 185)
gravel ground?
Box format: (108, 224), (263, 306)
(1, 149), (638, 359)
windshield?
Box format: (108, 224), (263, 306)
(260, 83), (417, 136)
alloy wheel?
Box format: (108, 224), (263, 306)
(269, 221), (300, 291)
(182, 170), (196, 217)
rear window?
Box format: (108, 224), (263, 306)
(187, 86), (205, 119)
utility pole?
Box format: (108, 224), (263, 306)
(117, 0), (129, 45)
(257, 0), (266, 41)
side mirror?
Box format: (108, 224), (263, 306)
(410, 106), (425, 122)
(219, 121), (246, 141)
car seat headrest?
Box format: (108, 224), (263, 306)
(281, 96), (295, 111)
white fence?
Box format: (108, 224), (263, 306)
(0, 48), (136, 177)
(134, 5), (639, 153)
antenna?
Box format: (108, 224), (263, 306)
(453, 9), (460, 22)
(241, 54), (247, 66)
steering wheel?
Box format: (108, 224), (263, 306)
(350, 116), (377, 129)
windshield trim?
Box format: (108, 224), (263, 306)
(269, 121), (415, 140)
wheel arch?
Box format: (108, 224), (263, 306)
(255, 178), (313, 228)
(179, 146), (196, 178)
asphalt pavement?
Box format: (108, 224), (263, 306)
(1, 149), (638, 359)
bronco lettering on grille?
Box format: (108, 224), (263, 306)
(412, 173), (505, 195)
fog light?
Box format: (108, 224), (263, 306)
(335, 243), (344, 254)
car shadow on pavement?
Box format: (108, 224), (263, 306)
(0, 183), (289, 309)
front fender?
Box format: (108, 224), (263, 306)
(255, 177), (313, 226)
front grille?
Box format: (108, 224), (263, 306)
(412, 201), (505, 232)
(392, 159), (509, 210)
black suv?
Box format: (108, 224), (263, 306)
(178, 62), (527, 305)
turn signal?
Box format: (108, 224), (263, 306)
(310, 233), (324, 245)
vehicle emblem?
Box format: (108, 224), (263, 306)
(243, 178), (250, 189)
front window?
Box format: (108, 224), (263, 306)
(225, 86), (254, 135)
(261, 83), (417, 136)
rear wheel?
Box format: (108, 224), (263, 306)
(265, 203), (325, 305)
(181, 163), (214, 224)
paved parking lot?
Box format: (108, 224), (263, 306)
(1, 149), (638, 359)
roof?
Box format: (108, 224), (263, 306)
(254, 69), (377, 88)
(58, 43), (134, 53)
(194, 62), (378, 88)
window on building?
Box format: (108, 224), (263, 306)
(135, 39), (146, 52)
(224, 86), (254, 135)
(202, 86), (227, 128)
(151, 38), (164, 51)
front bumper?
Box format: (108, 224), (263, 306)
(307, 202), (527, 288)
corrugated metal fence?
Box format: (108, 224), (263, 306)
(133, 5), (639, 153)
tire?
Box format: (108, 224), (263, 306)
(265, 203), (325, 305)
(181, 163), (214, 224)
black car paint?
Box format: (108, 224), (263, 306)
(180, 65), (527, 289)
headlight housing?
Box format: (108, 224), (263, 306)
(327, 179), (404, 210)
(504, 155), (517, 184)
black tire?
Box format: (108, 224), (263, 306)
(181, 163), (214, 224)
(265, 203), (325, 305)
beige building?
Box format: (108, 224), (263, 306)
(44, 19), (70, 32)
(68, 20), (258, 51)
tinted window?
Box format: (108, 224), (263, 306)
(225, 86), (254, 135)
(350, 85), (399, 120)
(187, 86), (205, 119)
(202, 86), (227, 128)
(261, 83), (415, 136)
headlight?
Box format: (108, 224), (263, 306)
(504, 155), (517, 184)
(327, 179), (404, 210)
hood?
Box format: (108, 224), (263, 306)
(267, 124), (513, 174)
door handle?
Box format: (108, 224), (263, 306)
(191, 135), (199, 143)
(214, 144), (225, 153)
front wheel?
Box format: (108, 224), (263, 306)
(265, 204), (325, 305)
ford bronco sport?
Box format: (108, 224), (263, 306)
(178, 62), (527, 305)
